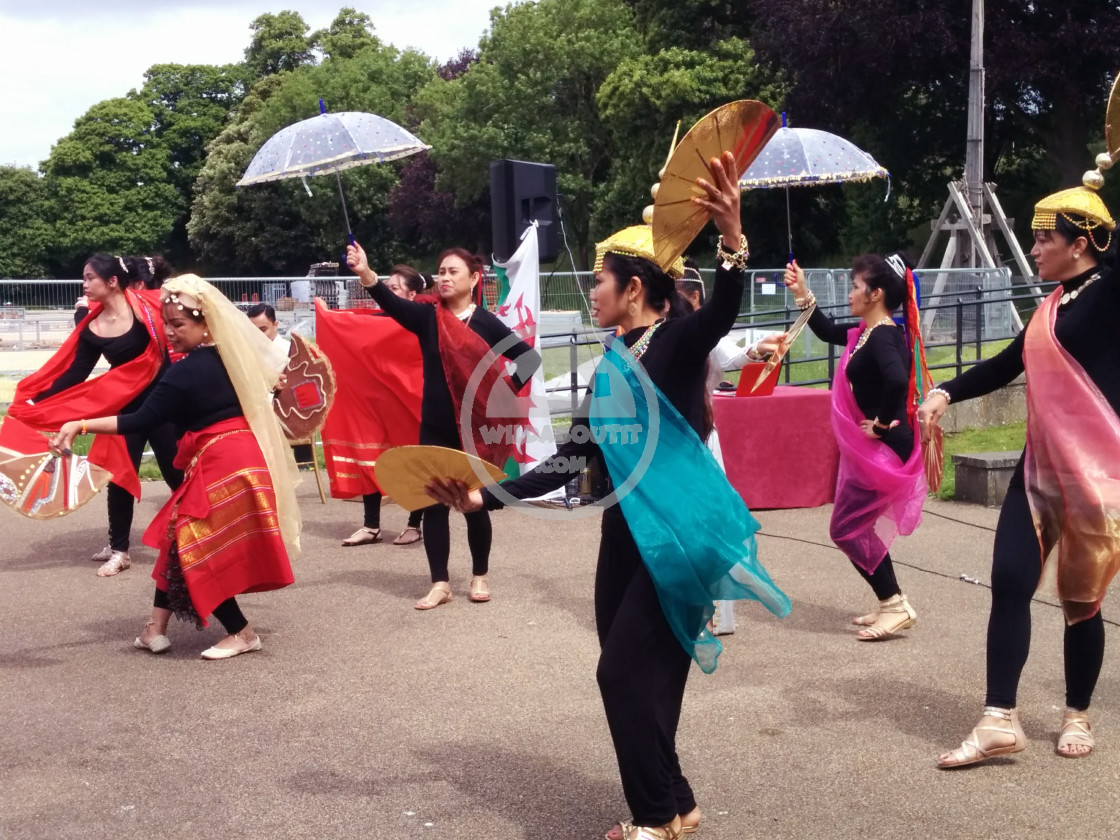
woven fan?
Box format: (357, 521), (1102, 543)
(375, 445), (507, 512)
(0, 417), (112, 519)
(651, 100), (780, 271)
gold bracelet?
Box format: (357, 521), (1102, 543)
(795, 292), (816, 310)
(80, 419), (87, 435)
(716, 233), (750, 270)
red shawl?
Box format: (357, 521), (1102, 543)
(9, 289), (167, 498)
(423, 295), (530, 467)
(315, 300), (423, 498)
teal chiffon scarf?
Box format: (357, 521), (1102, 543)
(589, 342), (791, 673)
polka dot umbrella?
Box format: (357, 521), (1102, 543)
(739, 115), (888, 260)
(236, 101), (430, 240)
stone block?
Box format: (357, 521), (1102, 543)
(952, 450), (1020, 507)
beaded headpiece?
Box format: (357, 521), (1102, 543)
(1031, 186), (1115, 252)
(594, 225), (685, 279)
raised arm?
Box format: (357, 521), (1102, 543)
(784, 260), (851, 345)
(671, 151), (751, 360)
(346, 242), (431, 335)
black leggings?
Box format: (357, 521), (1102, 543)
(153, 588), (247, 634)
(595, 511), (696, 827)
(362, 492), (423, 531)
(107, 423), (183, 551)
(985, 481), (1106, 710)
(418, 425), (491, 583)
(421, 504), (491, 582)
(853, 553), (902, 600)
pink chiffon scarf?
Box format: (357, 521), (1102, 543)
(1024, 288), (1120, 622)
(829, 327), (926, 572)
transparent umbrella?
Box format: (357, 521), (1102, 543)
(739, 115), (888, 260)
(237, 101), (430, 239)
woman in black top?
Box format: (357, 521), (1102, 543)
(427, 153), (785, 840)
(784, 255), (923, 640)
(346, 244), (541, 610)
(28, 254), (181, 576)
(51, 274), (299, 660)
(922, 186), (1120, 766)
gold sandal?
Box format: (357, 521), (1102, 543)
(96, 550), (131, 577)
(393, 526), (422, 545)
(1057, 707), (1094, 758)
(938, 706), (1026, 768)
(414, 582), (452, 611)
(607, 819), (695, 840)
(469, 575), (490, 603)
(342, 527), (381, 546)
(856, 593), (915, 640)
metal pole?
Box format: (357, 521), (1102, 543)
(964, 0), (985, 267)
(335, 171), (354, 243)
(785, 186), (794, 263)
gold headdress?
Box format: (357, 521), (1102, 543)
(594, 225), (685, 279)
(160, 274), (302, 560)
(1030, 72), (1120, 251)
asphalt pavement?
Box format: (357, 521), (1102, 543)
(2, 484), (1117, 840)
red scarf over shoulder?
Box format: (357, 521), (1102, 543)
(9, 289), (168, 498)
(420, 295), (530, 467)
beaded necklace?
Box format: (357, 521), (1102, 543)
(851, 316), (896, 355)
(1060, 272), (1100, 306)
(629, 319), (664, 359)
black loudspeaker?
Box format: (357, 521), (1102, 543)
(490, 159), (559, 263)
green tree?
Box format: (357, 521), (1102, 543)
(189, 46), (437, 274)
(312, 7), (380, 61)
(42, 97), (182, 275)
(595, 38), (788, 256)
(0, 167), (51, 278)
(244, 11), (316, 81)
(132, 63), (249, 267)
(414, 0), (643, 267)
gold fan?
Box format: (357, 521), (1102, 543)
(923, 424), (945, 494)
(750, 302), (816, 393)
(651, 100), (780, 272)
(374, 445), (507, 512)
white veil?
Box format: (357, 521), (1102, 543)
(161, 274), (301, 560)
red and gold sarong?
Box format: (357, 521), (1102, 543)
(144, 417), (293, 624)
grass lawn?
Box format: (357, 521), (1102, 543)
(937, 420), (1025, 501)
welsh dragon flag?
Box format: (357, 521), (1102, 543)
(493, 223), (558, 478)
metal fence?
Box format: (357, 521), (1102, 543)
(0, 272), (1048, 420)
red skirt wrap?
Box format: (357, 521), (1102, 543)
(145, 417), (294, 624)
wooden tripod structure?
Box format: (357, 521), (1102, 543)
(917, 0), (1040, 330)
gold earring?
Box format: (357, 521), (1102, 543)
(628, 301), (637, 317)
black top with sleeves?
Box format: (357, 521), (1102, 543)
(939, 266), (1120, 487)
(940, 266), (1120, 415)
(366, 281), (542, 442)
(116, 347), (241, 439)
(808, 308), (911, 428)
(34, 317), (153, 403)
(481, 263), (746, 512)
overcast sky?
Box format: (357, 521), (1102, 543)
(0, 0), (501, 169)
